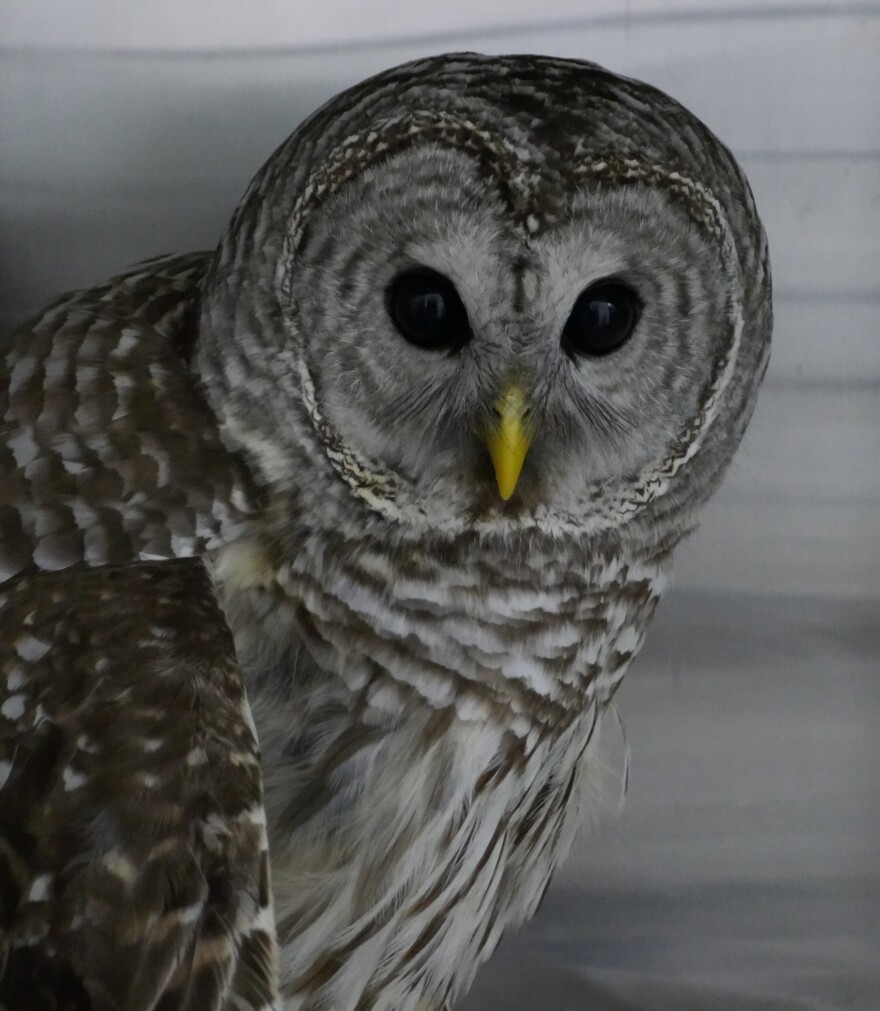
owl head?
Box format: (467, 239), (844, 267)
(196, 53), (771, 548)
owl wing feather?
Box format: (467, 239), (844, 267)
(0, 561), (279, 1011)
(0, 253), (261, 583)
(0, 259), (279, 1008)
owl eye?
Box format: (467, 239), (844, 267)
(562, 281), (641, 358)
(386, 269), (472, 351)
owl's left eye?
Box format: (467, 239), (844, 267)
(561, 281), (642, 358)
(386, 269), (472, 351)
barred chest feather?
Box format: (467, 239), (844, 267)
(213, 529), (668, 1011)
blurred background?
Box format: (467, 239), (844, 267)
(1, 2), (878, 1007)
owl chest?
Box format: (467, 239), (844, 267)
(257, 684), (604, 1011)
(218, 540), (663, 1009)
(259, 543), (662, 735)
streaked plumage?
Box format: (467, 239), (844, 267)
(0, 53), (771, 1010)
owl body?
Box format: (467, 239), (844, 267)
(0, 54), (770, 1010)
(216, 522), (666, 1008)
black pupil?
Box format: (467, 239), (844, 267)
(387, 270), (470, 350)
(562, 282), (641, 357)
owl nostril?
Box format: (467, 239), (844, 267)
(491, 383), (530, 420)
(492, 401), (532, 422)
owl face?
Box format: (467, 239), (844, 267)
(278, 144), (730, 521)
(199, 54), (770, 539)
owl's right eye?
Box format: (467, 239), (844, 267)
(386, 269), (472, 351)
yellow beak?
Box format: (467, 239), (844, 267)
(483, 384), (532, 501)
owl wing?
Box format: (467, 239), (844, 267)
(0, 560), (279, 1011)
(1, 259), (279, 1008)
(0, 253), (260, 583)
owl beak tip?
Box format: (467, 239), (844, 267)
(493, 450), (526, 501)
(495, 471), (518, 502)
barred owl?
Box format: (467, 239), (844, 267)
(0, 53), (771, 1010)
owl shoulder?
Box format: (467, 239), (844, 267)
(0, 253), (261, 582)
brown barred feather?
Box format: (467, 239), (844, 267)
(0, 254), (260, 584)
(0, 561), (278, 1010)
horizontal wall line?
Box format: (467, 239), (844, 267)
(1, 2), (878, 60)
(762, 377), (880, 392)
(740, 150), (880, 163)
(774, 289), (880, 304)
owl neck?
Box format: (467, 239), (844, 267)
(216, 520), (671, 738)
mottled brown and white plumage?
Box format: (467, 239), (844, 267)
(0, 53), (771, 1010)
